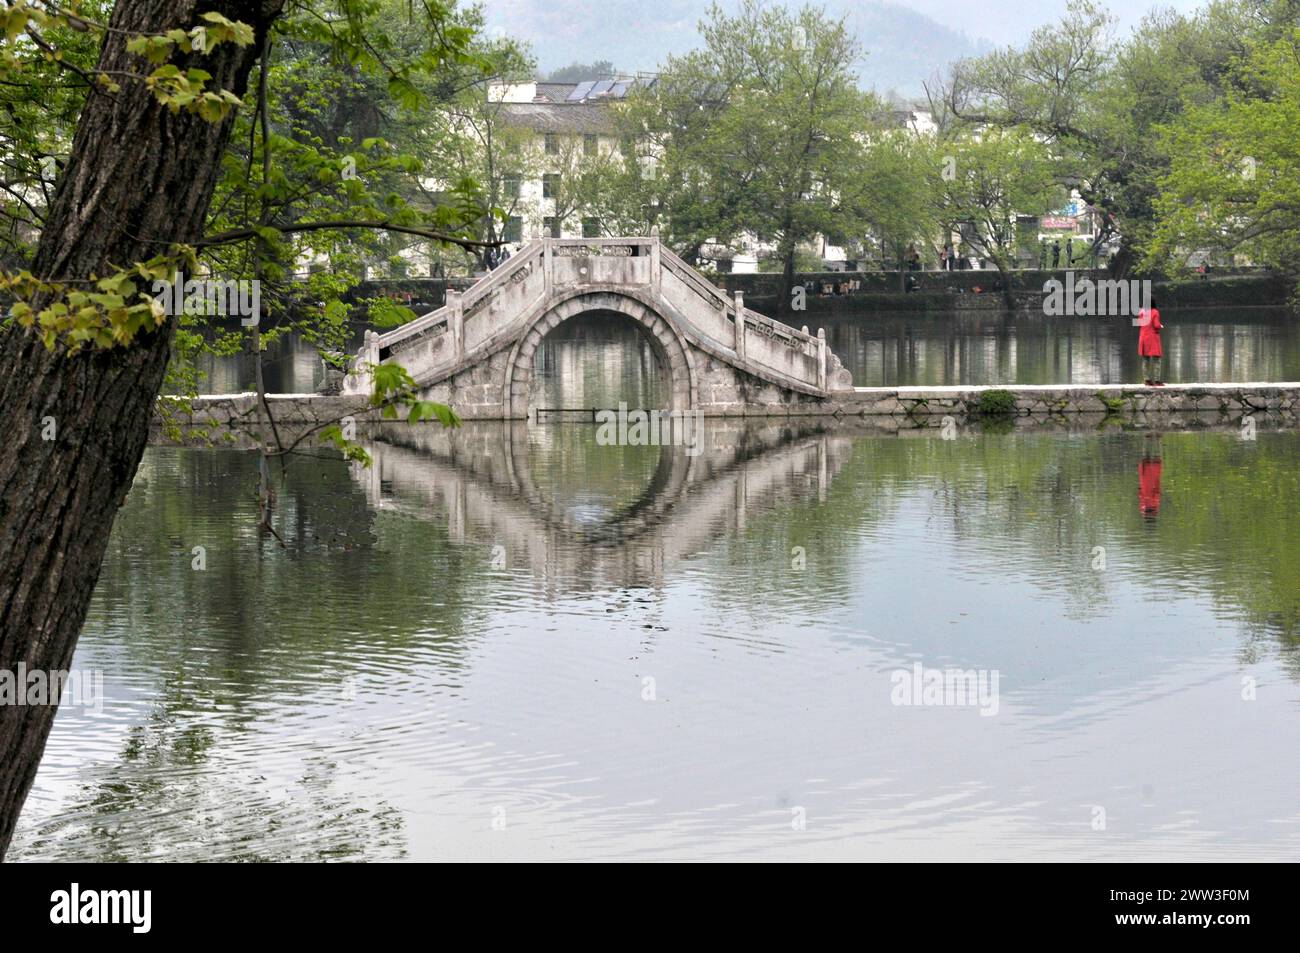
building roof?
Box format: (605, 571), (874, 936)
(534, 82), (580, 103)
(498, 103), (615, 135)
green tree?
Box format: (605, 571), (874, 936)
(1146, 24), (1300, 286)
(420, 33), (536, 269)
(620, 0), (876, 308)
(933, 128), (1063, 303)
(845, 129), (940, 290)
(545, 60), (616, 82)
(0, 0), (490, 857)
(163, 0), (505, 538)
(940, 0), (1260, 276)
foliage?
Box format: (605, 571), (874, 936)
(1147, 24), (1300, 283)
(2, 248), (194, 349)
(0, 0), (487, 505)
(546, 60), (616, 82)
(845, 129), (941, 278)
(932, 128), (1062, 288)
(612, 0), (877, 287)
(971, 388), (1017, 416)
(941, 0), (1276, 274)
(0, 2), (253, 118)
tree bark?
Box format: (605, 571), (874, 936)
(0, 0), (284, 859)
(1108, 236), (1136, 279)
(990, 253), (1016, 309)
(779, 242), (797, 316)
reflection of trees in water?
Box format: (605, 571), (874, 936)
(372, 421), (1299, 668)
(530, 311), (668, 409)
(802, 429), (1298, 653)
(11, 446), (480, 860)
(15, 680), (406, 862)
(824, 308), (1300, 386)
(21, 424), (1296, 859)
(97, 447), (479, 680)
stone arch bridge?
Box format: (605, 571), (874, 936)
(343, 233), (854, 418)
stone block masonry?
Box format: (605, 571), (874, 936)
(819, 383), (1300, 422)
(153, 383), (1299, 448)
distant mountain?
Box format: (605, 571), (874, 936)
(485, 0), (993, 97)
(849, 2), (994, 96)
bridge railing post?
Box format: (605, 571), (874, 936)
(734, 290), (746, 360)
(649, 227), (661, 295)
(543, 238), (553, 297)
(447, 289), (464, 362)
(817, 327), (827, 391)
(365, 329), (380, 379)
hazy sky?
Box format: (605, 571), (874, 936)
(847, 0), (1207, 46)
(483, 0), (1212, 74)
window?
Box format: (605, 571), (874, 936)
(542, 173), (560, 199)
(504, 216), (522, 243)
(582, 217), (600, 238)
(543, 217), (561, 239)
(544, 132), (559, 155)
(502, 174), (521, 199)
(583, 134), (599, 157)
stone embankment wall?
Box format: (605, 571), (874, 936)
(821, 384), (1298, 421)
(153, 384), (1298, 446)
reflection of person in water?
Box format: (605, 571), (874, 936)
(1139, 437), (1163, 519)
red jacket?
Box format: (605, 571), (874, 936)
(1138, 308), (1162, 357)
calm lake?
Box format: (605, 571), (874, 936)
(11, 418), (1299, 861)
(13, 308), (1299, 861)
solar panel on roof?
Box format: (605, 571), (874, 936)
(590, 80), (614, 96)
(568, 81), (596, 102)
(610, 82), (629, 98)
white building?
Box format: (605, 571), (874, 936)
(489, 79), (646, 247)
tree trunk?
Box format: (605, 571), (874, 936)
(1108, 236), (1136, 279)
(991, 256), (1016, 309)
(779, 243), (797, 316)
(0, 0), (284, 859)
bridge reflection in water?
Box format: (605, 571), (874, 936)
(351, 420), (850, 592)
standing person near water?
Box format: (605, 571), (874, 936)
(1138, 298), (1163, 386)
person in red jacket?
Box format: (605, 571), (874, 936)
(1137, 299), (1163, 386)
